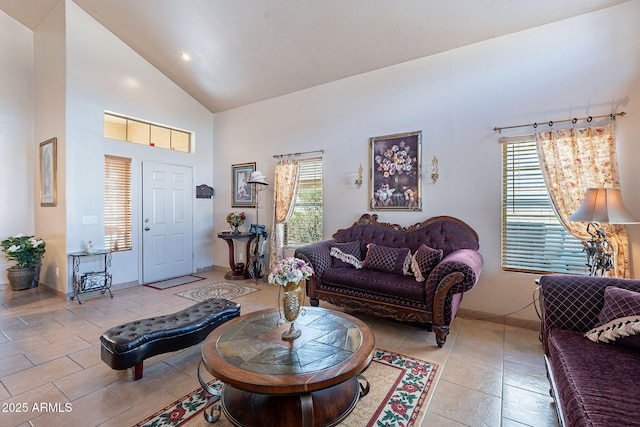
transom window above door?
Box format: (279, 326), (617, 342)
(104, 112), (192, 153)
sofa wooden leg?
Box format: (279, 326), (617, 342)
(132, 362), (143, 380)
(433, 325), (449, 348)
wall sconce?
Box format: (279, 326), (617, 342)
(431, 156), (439, 184)
(355, 164), (363, 189)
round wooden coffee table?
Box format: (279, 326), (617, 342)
(201, 307), (375, 427)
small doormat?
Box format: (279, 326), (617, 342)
(133, 348), (437, 427)
(175, 282), (259, 302)
(144, 275), (205, 290)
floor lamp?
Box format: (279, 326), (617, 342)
(247, 171), (268, 284)
(568, 187), (639, 276)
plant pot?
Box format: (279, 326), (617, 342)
(7, 267), (37, 291)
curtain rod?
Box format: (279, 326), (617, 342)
(493, 112), (625, 133)
(273, 149), (325, 159)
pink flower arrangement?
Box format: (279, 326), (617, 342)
(268, 257), (314, 286)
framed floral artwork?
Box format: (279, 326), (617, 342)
(369, 131), (422, 211)
(39, 137), (57, 207)
(232, 162), (256, 208)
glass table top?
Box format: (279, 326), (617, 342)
(215, 307), (363, 376)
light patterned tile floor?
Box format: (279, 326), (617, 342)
(0, 270), (559, 426)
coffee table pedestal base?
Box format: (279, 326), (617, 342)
(222, 376), (360, 427)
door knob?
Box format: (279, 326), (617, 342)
(144, 227), (150, 231)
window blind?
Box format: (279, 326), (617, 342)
(284, 158), (323, 247)
(502, 139), (586, 274)
(104, 155), (132, 252)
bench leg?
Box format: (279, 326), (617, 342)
(132, 362), (143, 380)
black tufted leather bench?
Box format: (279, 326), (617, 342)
(100, 298), (240, 380)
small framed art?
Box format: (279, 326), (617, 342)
(369, 131), (422, 211)
(39, 137), (57, 207)
(232, 162), (256, 207)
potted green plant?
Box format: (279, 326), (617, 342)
(1, 234), (46, 291)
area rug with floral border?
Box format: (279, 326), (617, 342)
(134, 348), (438, 427)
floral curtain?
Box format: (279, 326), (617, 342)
(536, 123), (630, 277)
(269, 159), (300, 268)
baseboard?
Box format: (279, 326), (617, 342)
(211, 265), (229, 273)
(457, 308), (540, 331)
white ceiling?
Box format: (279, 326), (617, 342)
(0, 0), (630, 113)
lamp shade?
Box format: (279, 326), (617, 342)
(568, 188), (640, 224)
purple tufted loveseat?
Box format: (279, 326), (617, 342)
(539, 274), (640, 426)
(294, 214), (483, 347)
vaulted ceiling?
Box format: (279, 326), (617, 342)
(0, 0), (630, 112)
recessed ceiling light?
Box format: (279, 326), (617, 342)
(179, 52), (191, 62)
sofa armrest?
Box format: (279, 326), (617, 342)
(427, 249), (483, 296)
(539, 275), (640, 348)
(427, 249), (483, 326)
(294, 239), (336, 296)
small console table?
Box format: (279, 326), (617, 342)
(217, 233), (256, 280)
(69, 250), (113, 304)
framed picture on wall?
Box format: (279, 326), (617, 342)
(369, 131), (422, 211)
(39, 137), (57, 207)
(232, 162), (256, 207)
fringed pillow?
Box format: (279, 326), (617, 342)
(362, 243), (412, 275)
(330, 241), (362, 269)
(411, 244), (443, 282)
(584, 286), (640, 349)
(585, 316), (640, 349)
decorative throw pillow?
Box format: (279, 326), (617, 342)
(411, 244), (443, 282)
(362, 243), (411, 275)
(585, 315), (640, 349)
(330, 241), (362, 269)
(584, 286), (640, 349)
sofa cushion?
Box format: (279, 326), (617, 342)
(321, 267), (428, 304)
(362, 243), (411, 275)
(330, 241), (363, 269)
(584, 286), (640, 349)
(547, 329), (640, 426)
(411, 244), (443, 282)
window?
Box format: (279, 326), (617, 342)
(104, 155), (132, 252)
(502, 137), (586, 274)
(284, 158), (323, 247)
(103, 112), (192, 153)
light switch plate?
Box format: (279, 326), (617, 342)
(82, 215), (98, 224)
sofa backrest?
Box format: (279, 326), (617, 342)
(332, 214), (479, 257)
(540, 274), (640, 334)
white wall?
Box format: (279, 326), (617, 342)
(0, 11), (34, 282)
(33, 0), (67, 294)
(62, 1), (214, 292)
(212, 1), (640, 322)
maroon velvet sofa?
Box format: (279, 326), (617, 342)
(294, 214), (483, 347)
(539, 274), (640, 426)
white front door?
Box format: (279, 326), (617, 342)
(142, 161), (193, 283)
